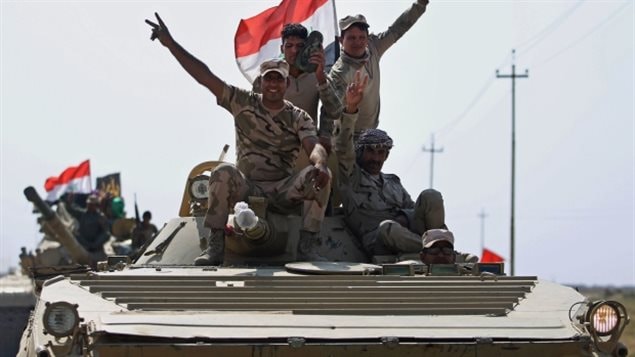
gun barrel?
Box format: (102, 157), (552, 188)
(23, 186), (93, 266)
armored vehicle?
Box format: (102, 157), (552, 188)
(18, 161), (630, 356)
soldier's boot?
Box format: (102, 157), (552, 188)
(194, 229), (225, 266)
(297, 230), (327, 261)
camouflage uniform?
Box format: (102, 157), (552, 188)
(253, 71), (343, 204)
(326, 2), (428, 134)
(204, 83), (330, 233)
(334, 112), (446, 255)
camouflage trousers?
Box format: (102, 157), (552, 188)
(204, 163), (331, 232)
(364, 189), (447, 255)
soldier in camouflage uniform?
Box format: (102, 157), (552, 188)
(146, 13), (331, 265)
(325, 0), (430, 136)
(253, 23), (342, 140)
(334, 71), (447, 256)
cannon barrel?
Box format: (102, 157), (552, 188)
(23, 186), (93, 266)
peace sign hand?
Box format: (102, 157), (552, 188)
(145, 12), (174, 46)
(345, 70), (368, 113)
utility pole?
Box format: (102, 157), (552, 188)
(422, 133), (444, 188)
(496, 49), (528, 276)
(478, 208), (487, 254)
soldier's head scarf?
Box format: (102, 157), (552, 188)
(355, 129), (393, 154)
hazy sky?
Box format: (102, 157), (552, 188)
(1, 0), (633, 285)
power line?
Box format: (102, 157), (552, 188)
(515, 0), (586, 56)
(532, 1), (631, 68)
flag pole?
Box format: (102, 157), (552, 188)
(331, 0), (340, 62)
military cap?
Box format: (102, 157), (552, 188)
(260, 58), (289, 78)
(339, 14), (369, 32)
(422, 229), (455, 248)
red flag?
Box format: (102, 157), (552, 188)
(481, 248), (505, 263)
(44, 160), (92, 202)
(234, 0), (337, 83)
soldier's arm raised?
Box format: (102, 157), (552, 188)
(335, 71), (368, 179)
(145, 13), (224, 98)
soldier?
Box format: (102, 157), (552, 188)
(328, 0), (430, 135)
(335, 71), (447, 257)
(253, 23), (341, 140)
(66, 194), (111, 254)
(419, 229), (478, 265)
(146, 13), (331, 265)
(132, 211), (158, 250)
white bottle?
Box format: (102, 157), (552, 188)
(233, 201), (258, 230)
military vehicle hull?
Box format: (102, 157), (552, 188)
(17, 262), (626, 357)
(17, 162), (629, 357)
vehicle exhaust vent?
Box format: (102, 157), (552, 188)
(73, 275), (536, 316)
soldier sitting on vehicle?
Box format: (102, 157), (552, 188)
(334, 71), (449, 258)
(146, 13), (331, 265)
(419, 229), (478, 265)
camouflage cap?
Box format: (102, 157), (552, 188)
(422, 229), (455, 248)
(260, 58), (289, 78)
(339, 14), (368, 32)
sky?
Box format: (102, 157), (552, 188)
(1, 0), (633, 286)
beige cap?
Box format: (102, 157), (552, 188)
(259, 58), (289, 78)
(422, 229), (455, 248)
(339, 14), (368, 32)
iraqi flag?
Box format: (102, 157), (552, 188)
(234, 0), (338, 84)
(44, 160), (92, 202)
(481, 248), (505, 263)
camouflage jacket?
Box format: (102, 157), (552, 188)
(253, 71), (342, 137)
(326, 1), (427, 133)
(218, 83), (317, 182)
(334, 112), (415, 238)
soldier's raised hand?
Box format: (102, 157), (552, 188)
(345, 70), (368, 113)
(145, 12), (174, 47)
(310, 47), (327, 82)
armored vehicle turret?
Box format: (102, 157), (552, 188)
(17, 161), (630, 357)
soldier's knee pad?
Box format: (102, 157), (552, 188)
(378, 219), (399, 237)
(419, 188), (443, 203)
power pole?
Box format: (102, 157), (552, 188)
(478, 208), (487, 254)
(422, 133), (444, 188)
(496, 49), (528, 276)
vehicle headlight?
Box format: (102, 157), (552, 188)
(580, 300), (630, 354)
(43, 301), (80, 338)
(591, 302), (620, 336)
(189, 175), (209, 201)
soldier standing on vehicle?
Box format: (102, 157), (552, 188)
(335, 71), (447, 257)
(66, 194), (111, 255)
(146, 13), (331, 265)
(327, 0), (430, 135)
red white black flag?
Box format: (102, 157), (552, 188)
(44, 160), (92, 202)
